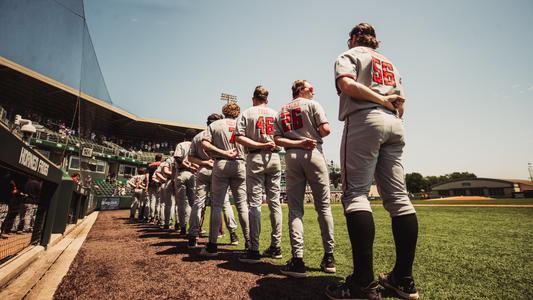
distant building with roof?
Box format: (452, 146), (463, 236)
(429, 178), (533, 198)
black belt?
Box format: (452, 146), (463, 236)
(248, 149), (280, 154)
(214, 157), (244, 161)
(359, 106), (380, 112)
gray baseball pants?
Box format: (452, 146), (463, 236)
(175, 170), (195, 229)
(130, 190), (143, 220)
(160, 181), (174, 226)
(148, 185), (158, 219)
(209, 159), (249, 244)
(188, 168), (237, 237)
(340, 107), (416, 217)
(246, 152), (282, 252)
(285, 148), (335, 258)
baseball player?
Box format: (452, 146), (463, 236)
(187, 113), (238, 249)
(153, 156), (173, 229)
(147, 154), (162, 223)
(325, 23), (418, 300)
(235, 86), (283, 263)
(199, 102), (250, 256)
(127, 168), (148, 222)
(274, 80), (335, 278)
(162, 156), (177, 230)
(173, 129), (199, 236)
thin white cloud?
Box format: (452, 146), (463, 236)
(528, 86), (533, 91)
(130, 18), (138, 22)
(512, 84), (520, 89)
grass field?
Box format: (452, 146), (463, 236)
(410, 198), (533, 205)
(212, 203), (533, 299)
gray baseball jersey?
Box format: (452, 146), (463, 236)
(128, 174), (147, 190)
(335, 46), (405, 121)
(203, 118), (250, 246)
(235, 105), (282, 251)
(174, 141), (192, 162)
(235, 106), (278, 151)
(335, 45), (415, 217)
(189, 131), (210, 160)
(274, 97), (329, 146)
(275, 97), (334, 258)
(186, 130), (238, 238)
(173, 141), (194, 229)
(160, 157), (175, 227)
(203, 118), (245, 159)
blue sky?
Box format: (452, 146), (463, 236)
(84, 0), (533, 179)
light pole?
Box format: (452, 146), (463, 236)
(528, 162), (533, 183)
(220, 93), (237, 104)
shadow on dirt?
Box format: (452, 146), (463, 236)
(249, 275), (343, 300)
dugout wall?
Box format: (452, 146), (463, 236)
(0, 124), (62, 263)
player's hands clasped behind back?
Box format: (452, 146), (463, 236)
(298, 138), (317, 150)
(382, 94), (405, 117)
(223, 148), (239, 159)
(205, 159), (214, 168)
(262, 140), (276, 150)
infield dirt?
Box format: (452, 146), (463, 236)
(54, 210), (340, 300)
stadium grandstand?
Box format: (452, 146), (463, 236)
(0, 0), (203, 191)
(0, 0), (203, 263)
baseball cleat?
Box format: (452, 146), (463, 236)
(187, 237), (198, 249)
(199, 243), (218, 257)
(378, 272), (419, 300)
(179, 227), (187, 236)
(320, 253), (336, 273)
(263, 246), (282, 259)
(280, 257), (308, 278)
(238, 250), (261, 264)
(325, 276), (381, 300)
(230, 232), (239, 245)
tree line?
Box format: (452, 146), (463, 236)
(327, 159), (476, 195)
(405, 172), (477, 193)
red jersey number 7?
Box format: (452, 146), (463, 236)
(229, 127), (236, 143)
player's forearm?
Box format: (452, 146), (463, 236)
(201, 140), (227, 157)
(338, 77), (385, 106)
(235, 135), (265, 149)
(187, 155), (207, 166)
(318, 123), (331, 137)
(274, 136), (303, 148)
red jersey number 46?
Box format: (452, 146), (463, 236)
(256, 116), (274, 134)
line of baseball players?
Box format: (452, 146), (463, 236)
(128, 82), (337, 278)
(128, 22), (419, 300)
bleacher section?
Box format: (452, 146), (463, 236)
(94, 179), (133, 197)
(34, 128), (117, 156)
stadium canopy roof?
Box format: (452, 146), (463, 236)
(0, 0), (203, 144)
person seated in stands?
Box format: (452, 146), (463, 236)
(71, 173), (80, 184)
